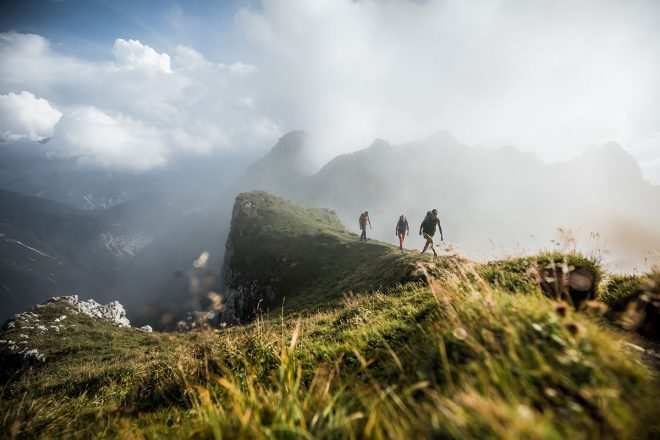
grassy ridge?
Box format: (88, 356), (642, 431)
(223, 191), (458, 320)
(1, 191), (659, 438)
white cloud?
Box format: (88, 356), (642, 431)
(0, 32), (280, 171)
(54, 106), (168, 171)
(173, 45), (207, 69)
(0, 91), (62, 141)
(112, 38), (172, 73)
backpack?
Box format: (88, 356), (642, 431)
(422, 216), (436, 234)
(359, 213), (366, 226)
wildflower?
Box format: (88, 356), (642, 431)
(558, 348), (581, 365)
(453, 327), (468, 340)
(207, 292), (224, 311)
(544, 387), (558, 398)
(516, 405), (534, 420)
(193, 251), (210, 269)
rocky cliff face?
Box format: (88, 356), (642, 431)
(220, 193), (287, 323)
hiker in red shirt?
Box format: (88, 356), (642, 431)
(395, 215), (409, 250)
(359, 211), (371, 241)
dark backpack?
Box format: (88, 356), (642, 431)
(421, 215), (436, 234)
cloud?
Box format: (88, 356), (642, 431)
(54, 106), (168, 171)
(235, 0), (660, 181)
(0, 91), (62, 141)
(0, 32), (280, 171)
(112, 38), (172, 73)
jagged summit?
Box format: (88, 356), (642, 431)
(231, 131), (314, 197)
(268, 130), (309, 156)
(367, 138), (391, 150)
(247, 130), (311, 174)
(572, 141), (644, 183)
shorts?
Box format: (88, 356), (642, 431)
(423, 232), (435, 243)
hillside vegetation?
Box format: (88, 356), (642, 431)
(1, 191), (659, 439)
(222, 191), (458, 322)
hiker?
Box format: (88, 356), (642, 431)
(359, 211), (372, 241)
(419, 209), (443, 256)
(395, 215), (409, 250)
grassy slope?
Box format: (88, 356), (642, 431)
(1, 191), (659, 439)
(223, 191), (458, 319)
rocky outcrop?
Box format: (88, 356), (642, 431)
(52, 295), (131, 327)
(1, 295), (139, 378)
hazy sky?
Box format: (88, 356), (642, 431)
(1, 0), (659, 182)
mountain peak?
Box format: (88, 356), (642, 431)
(579, 141), (642, 180)
(269, 130), (309, 156)
(424, 130), (458, 146)
(254, 130), (311, 172)
(368, 138), (391, 150)
(233, 131), (313, 196)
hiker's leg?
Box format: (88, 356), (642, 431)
(429, 237), (437, 256)
(398, 232), (404, 249)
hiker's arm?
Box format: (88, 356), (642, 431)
(369, 218), (372, 229)
(438, 219), (444, 241)
(406, 221), (410, 235)
(419, 222), (423, 235)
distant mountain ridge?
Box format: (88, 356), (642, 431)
(0, 190), (203, 321)
(285, 134), (658, 267)
(0, 138), (248, 210)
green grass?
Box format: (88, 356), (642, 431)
(1, 191), (659, 439)
(598, 271), (660, 340)
(480, 252), (601, 308)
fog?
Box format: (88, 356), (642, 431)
(237, 0), (660, 179)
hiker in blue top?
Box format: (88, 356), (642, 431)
(395, 215), (409, 250)
(419, 209), (443, 256)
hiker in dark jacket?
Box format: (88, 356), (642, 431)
(419, 209), (443, 256)
(359, 211), (371, 241)
(395, 215), (409, 250)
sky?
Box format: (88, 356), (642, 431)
(1, 0), (659, 182)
